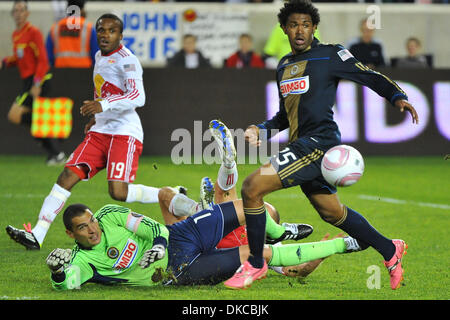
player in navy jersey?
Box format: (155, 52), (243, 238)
(225, 0), (418, 290)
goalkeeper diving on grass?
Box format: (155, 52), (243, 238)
(48, 200), (362, 289)
(47, 120), (362, 289)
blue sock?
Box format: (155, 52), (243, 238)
(335, 207), (395, 261)
(244, 206), (266, 268)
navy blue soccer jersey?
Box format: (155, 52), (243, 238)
(165, 201), (241, 285)
(258, 38), (408, 145)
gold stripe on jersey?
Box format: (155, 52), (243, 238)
(354, 62), (406, 96)
(281, 60), (308, 142)
(278, 149), (323, 180)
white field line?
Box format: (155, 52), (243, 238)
(1, 193), (101, 199)
(2, 192), (449, 210)
(358, 194), (450, 210)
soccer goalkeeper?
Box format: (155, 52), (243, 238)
(48, 200), (361, 289)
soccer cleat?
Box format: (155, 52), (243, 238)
(199, 177), (215, 210)
(6, 225), (41, 250)
(342, 236), (363, 253)
(265, 223), (313, 245)
(46, 152), (67, 166)
(224, 260), (268, 290)
(384, 239), (408, 290)
(209, 120), (236, 166)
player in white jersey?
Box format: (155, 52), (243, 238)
(6, 14), (161, 250)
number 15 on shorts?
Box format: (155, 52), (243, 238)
(276, 147), (297, 165)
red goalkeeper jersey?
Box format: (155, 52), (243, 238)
(3, 22), (49, 84)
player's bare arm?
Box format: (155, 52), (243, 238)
(80, 100), (102, 117)
(395, 99), (419, 124)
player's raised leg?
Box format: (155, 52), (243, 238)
(209, 120), (238, 192)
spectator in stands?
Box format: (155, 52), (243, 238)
(393, 37), (430, 68)
(348, 18), (386, 69)
(46, 0), (98, 68)
(167, 34), (211, 68)
(224, 33), (265, 68)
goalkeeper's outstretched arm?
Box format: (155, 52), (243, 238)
(48, 248), (93, 290)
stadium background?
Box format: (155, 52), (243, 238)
(0, 1), (449, 303)
(0, 1), (449, 158)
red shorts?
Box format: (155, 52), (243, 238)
(66, 131), (143, 183)
(216, 225), (248, 249)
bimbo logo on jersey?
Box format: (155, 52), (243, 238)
(113, 239), (138, 271)
(280, 76), (310, 97)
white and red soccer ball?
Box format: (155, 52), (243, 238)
(321, 145), (365, 187)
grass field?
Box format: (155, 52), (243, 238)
(0, 155), (448, 301)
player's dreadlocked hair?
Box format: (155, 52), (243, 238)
(63, 203), (92, 231)
(278, 0), (320, 27)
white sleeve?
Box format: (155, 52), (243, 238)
(100, 56), (146, 112)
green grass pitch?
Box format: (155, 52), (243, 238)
(0, 155), (448, 300)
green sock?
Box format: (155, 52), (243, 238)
(264, 210), (285, 239)
(269, 238), (346, 266)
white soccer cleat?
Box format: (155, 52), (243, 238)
(209, 120), (236, 167)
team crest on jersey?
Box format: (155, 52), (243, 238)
(107, 247), (119, 259)
(112, 239), (138, 271)
(280, 76), (310, 98)
(290, 64), (299, 76)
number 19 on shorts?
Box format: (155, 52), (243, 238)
(110, 162), (125, 179)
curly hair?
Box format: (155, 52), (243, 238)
(277, 0), (320, 27)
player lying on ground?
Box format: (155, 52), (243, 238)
(159, 119), (313, 249)
(158, 164), (342, 279)
(159, 119), (341, 278)
(47, 201), (361, 290)
(6, 13), (161, 251)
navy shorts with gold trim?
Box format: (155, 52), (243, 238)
(270, 136), (337, 196)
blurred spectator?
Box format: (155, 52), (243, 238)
(263, 23), (321, 69)
(167, 34), (211, 68)
(51, 0), (67, 22)
(391, 37), (432, 68)
(224, 34), (265, 68)
(348, 18), (386, 69)
(46, 0), (98, 68)
(1, 0), (65, 165)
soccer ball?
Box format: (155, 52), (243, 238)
(321, 145), (365, 187)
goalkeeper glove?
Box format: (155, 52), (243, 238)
(139, 244), (166, 269)
(46, 248), (72, 274)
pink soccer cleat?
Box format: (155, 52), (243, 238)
(224, 260), (268, 290)
(384, 239), (408, 290)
